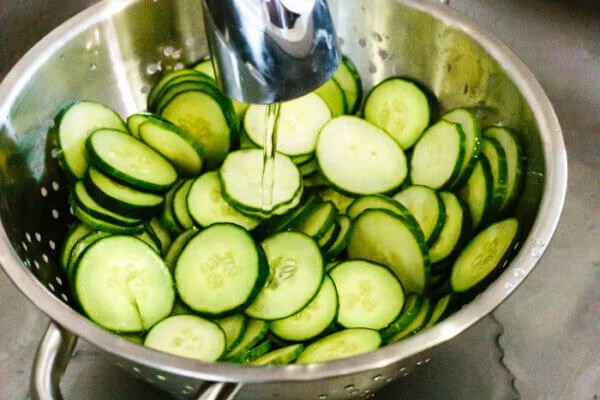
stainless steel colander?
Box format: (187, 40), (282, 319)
(0, 0), (567, 399)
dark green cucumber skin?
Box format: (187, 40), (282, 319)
(139, 117), (206, 161)
(480, 136), (509, 218)
(161, 180), (184, 236)
(292, 201), (339, 242)
(152, 73), (217, 111)
(175, 225), (270, 318)
(395, 186), (447, 247)
(70, 200), (145, 234)
(380, 295), (424, 342)
(147, 69), (210, 110)
(339, 55), (364, 114)
(155, 81), (222, 115)
(456, 156), (495, 232)
(83, 171), (163, 219)
(69, 188), (143, 227)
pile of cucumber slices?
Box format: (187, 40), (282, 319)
(55, 55), (524, 365)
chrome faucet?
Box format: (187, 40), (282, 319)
(202, 0), (340, 104)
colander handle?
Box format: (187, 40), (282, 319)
(30, 322), (243, 400)
(30, 322), (78, 400)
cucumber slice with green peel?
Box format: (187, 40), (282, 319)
(250, 343), (304, 366)
(292, 201), (338, 241)
(387, 297), (431, 343)
(442, 108), (482, 188)
(245, 232), (324, 320)
(303, 173), (329, 188)
(175, 224), (268, 316)
(187, 171), (260, 230)
(296, 329), (381, 364)
(266, 194), (322, 233)
(225, 319), (270, 361)
(457, 157), (494, 231)
(228, 340), (272, 364)
(333, 55), (363, 114)
(480, 136), (509, 217)
(410, 120), (466, 189)
(160, 182), (183, 236)
(126, 112), (155, 138)
(60, 223), (92, 271)
(291, 154), (313, 165)
(244, 93), (331, 157)
(429, 192), (465, 263)
(144, 315), (226, 361)
(219, 149), (301, 214)
(347, 209), (430, 294)
(147, 217), (172, 255)
(213, 313), (247, 353)
(380, 294), (424, 342)
(314, 78), (347, 116)
(318, 188), (354, 214)
(71, 201), (145, 234)
(55, 101), (127, 180)
(139, 119), (204, 176)
(316, 116), (408, 195)
(347, 194), (416, 224)
(71, 182), (144, 227)
(330, 260), (404, 330)
(155, 81), (224, 115)
(325, 215), (352, 258)
(172, 179), (195, 229)
(84, 167), (164, 219)
(161, 90), (236, 169)
(74, 236), (175, 332)
(270, 276), (338, 342)
(423, 293), (453, 329)
(450, 218), (519, 293)
(483, 127), (524, 214)
(87, 129), (178, 192)
(393, 186), (446, 245)
(363, 78), (430, 149)
(135, 230), (161, 254)
(147, 69), (206, 110)
(298, 158), (319, 177)
(164, 228), (198, 271)
(318, 221), (340, 249)
(67, 231), (111, 283)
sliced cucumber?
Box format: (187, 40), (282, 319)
(429, 192), (465, 263)
(250, 343), (304, 366)
(172, 179), (195, 229)
(292, 201), (338, 241)
(483, 126), (524, 213)
(347, 194), (414, 223)
(298, 158), (320, 177)
(219, 149), (301, 214)
(228, 340), (272, 364)
(245, 232), (324, 320)
(147, 217), (172, 255)
(313, 78), (347, 116)
(187, 171), (259, 230)
(457, 157), (494, 230)
(296, 329), (381, 363)
(244, 93), (331, 157)
(71, 182), (143, 227)
(388, 297), (431, 343)
(160, 181), (183, 235)
(316, 116), (407, 195)
(363, 78), (430, 149)
(480, 136), (508, 217)
(161, 90), (236, 169)
(423, 293), (452, 329)
(410, 120), (466, 189)
(333, 55), (363, 114)
(347, 209), (430, 294)
(380, 294), (424, 342)
(266, 194), (322, 233)
(270, 276), (338, 342)
(67, 231), (110, 283)
(225, 319), (270, 361)
(164, 228), (198, 271)
(213, 313), (247, 353)
(85, 166), (164, 219)
(147, 69), (206, 110)
(318, 188), (354, 214)
(325, 215), (352, 258)
(450, 218), (519, 293)
(154, 78), (219, 114)
(330, 260), (404, 330)
(144, 315), (226, 361)
(71, 198), (144, 234)
(74, 236), (174, 332)
(135, 229), (161, 254)
(318, 221), (340, 249)
(87, 129), (178, 192)
(393, 185), (446, 245)
(139, 118), (204, 176)
(60, 223), (92, 271)
(126, 112), (155, 138)
(442, 108), (482, 188)
(55, 101), (127, 180)
(175, 224), (268, 316)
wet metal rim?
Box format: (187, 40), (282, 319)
(0, 0), (567, 383)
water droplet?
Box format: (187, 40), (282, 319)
(371, 32), (383, 42)
(424, 358), (431, 363)
(530, 240), (546, 257)
(337, 36), (345, 46)
(174, 62), (184, 70)
(358, 38), (366, 48)
(504, 281), (514, 290)
(317, 395), (328, 400)
(89, 63), (97, 71)
(172, 49), (182, 60)
(385, 377), (393, 383)
(399, 366), (407, 373)
(51, 148), (60, 159)
(372, 375), (384, 381)
(140, 86), (149, 94)
(416, 360), (424, 366)
(368, 62), (377, 74)
(345, 385), (356, 392)
(47, 119), (55, 128)
(163, 46), (174, 57)
(146, 63), (158, 75)
(59, 54), (65, 61)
